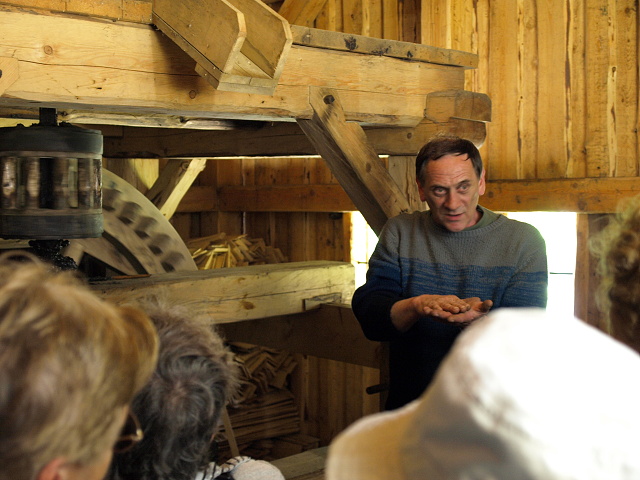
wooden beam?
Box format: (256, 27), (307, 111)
(425, 89), (492, 124)
(574, 213), (609, 328)
(175, 176), (640, 215)
(278, 0), (328, 26)
(290, 25), (477, 68)
(0, 6), (464, 127)
(0, 0), (154, 23)
(176, 185), (217, 212)
(482, 177), (640, 213)
(99, 118), (487, 158)
(298, 88), (410, 234)
(146, 158), (208, 219)
(91, 260), (355, 324)
(216, 184), (353, 212)
(218, 304), (383, 368)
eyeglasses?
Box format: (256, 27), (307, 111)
(113, 410), (144, 453)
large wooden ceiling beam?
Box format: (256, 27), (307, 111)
(298, 88), (410, 234)
(0, 6), (465, 127)
(98, 117), (486, 158)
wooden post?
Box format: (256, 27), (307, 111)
(574, 212), (611, 328)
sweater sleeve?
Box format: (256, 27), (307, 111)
(351, 222), (405, 341)
(499, 225), (549, 308)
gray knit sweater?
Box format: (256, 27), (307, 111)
(352, 206), (548, 409)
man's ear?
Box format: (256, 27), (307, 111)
(478, 169), (486, 196)
(416, 178), (427, 202)
(37, 458), (65, 480)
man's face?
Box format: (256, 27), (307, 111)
(416, 153), (486, 232)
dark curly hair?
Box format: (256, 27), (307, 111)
(108, 302), (239, 480)
(590, 195), (640, 353)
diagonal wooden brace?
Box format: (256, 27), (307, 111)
(297, 87), (411, 235)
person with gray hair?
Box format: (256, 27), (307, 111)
(0, 253), (159, 480)
(108, 301), (284, 480)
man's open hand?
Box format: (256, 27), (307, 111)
(433, 297), (493, 325)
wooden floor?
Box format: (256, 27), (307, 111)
(271, 447), (327, 480)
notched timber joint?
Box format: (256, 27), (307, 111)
(303, 293), (342, 310)
(425, 90), (491, 124)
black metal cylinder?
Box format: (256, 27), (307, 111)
(0, 122), (104, 239)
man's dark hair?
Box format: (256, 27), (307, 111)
(109, 303), (238, 480)
(415, 136), (483, 183)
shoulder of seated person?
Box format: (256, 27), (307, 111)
(200, 457), (285, 480)
(228, 458), (285, 480)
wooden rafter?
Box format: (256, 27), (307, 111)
(0, 6), (469, 127)
(278, 0), (328, 27)
(146, 158), (208, 220)
(297, 88), (410, 235)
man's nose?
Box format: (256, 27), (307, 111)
(444, 192), (461, 211)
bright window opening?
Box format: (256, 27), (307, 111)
(505, 212), (577, 317)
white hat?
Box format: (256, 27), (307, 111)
(327, 308), (640, 480)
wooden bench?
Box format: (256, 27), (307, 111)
(271, 447), (328, 480)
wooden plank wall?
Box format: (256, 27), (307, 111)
(419, 0), (639, 183)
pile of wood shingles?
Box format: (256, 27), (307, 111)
(191, 235), (318, 460)
(188, 233), (288, 269)
(215, 343), (308, 460)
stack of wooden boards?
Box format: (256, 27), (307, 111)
(188, 233), (288, 269)
(193, 236), (319, 460)
(215, 342), (319, 460)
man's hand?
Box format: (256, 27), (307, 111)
(432, 297), (493, 326)
(419, 294), (472, 317)
(391, 295), (493, 332)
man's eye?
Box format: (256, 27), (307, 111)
(433, 188), (446, 196)
(458, 184), (470, 193)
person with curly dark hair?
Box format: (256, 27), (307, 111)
(590, 195), (640, 353)
(108, 300), (284, 480)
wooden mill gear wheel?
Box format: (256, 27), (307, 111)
(63, 169), (197, 275)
